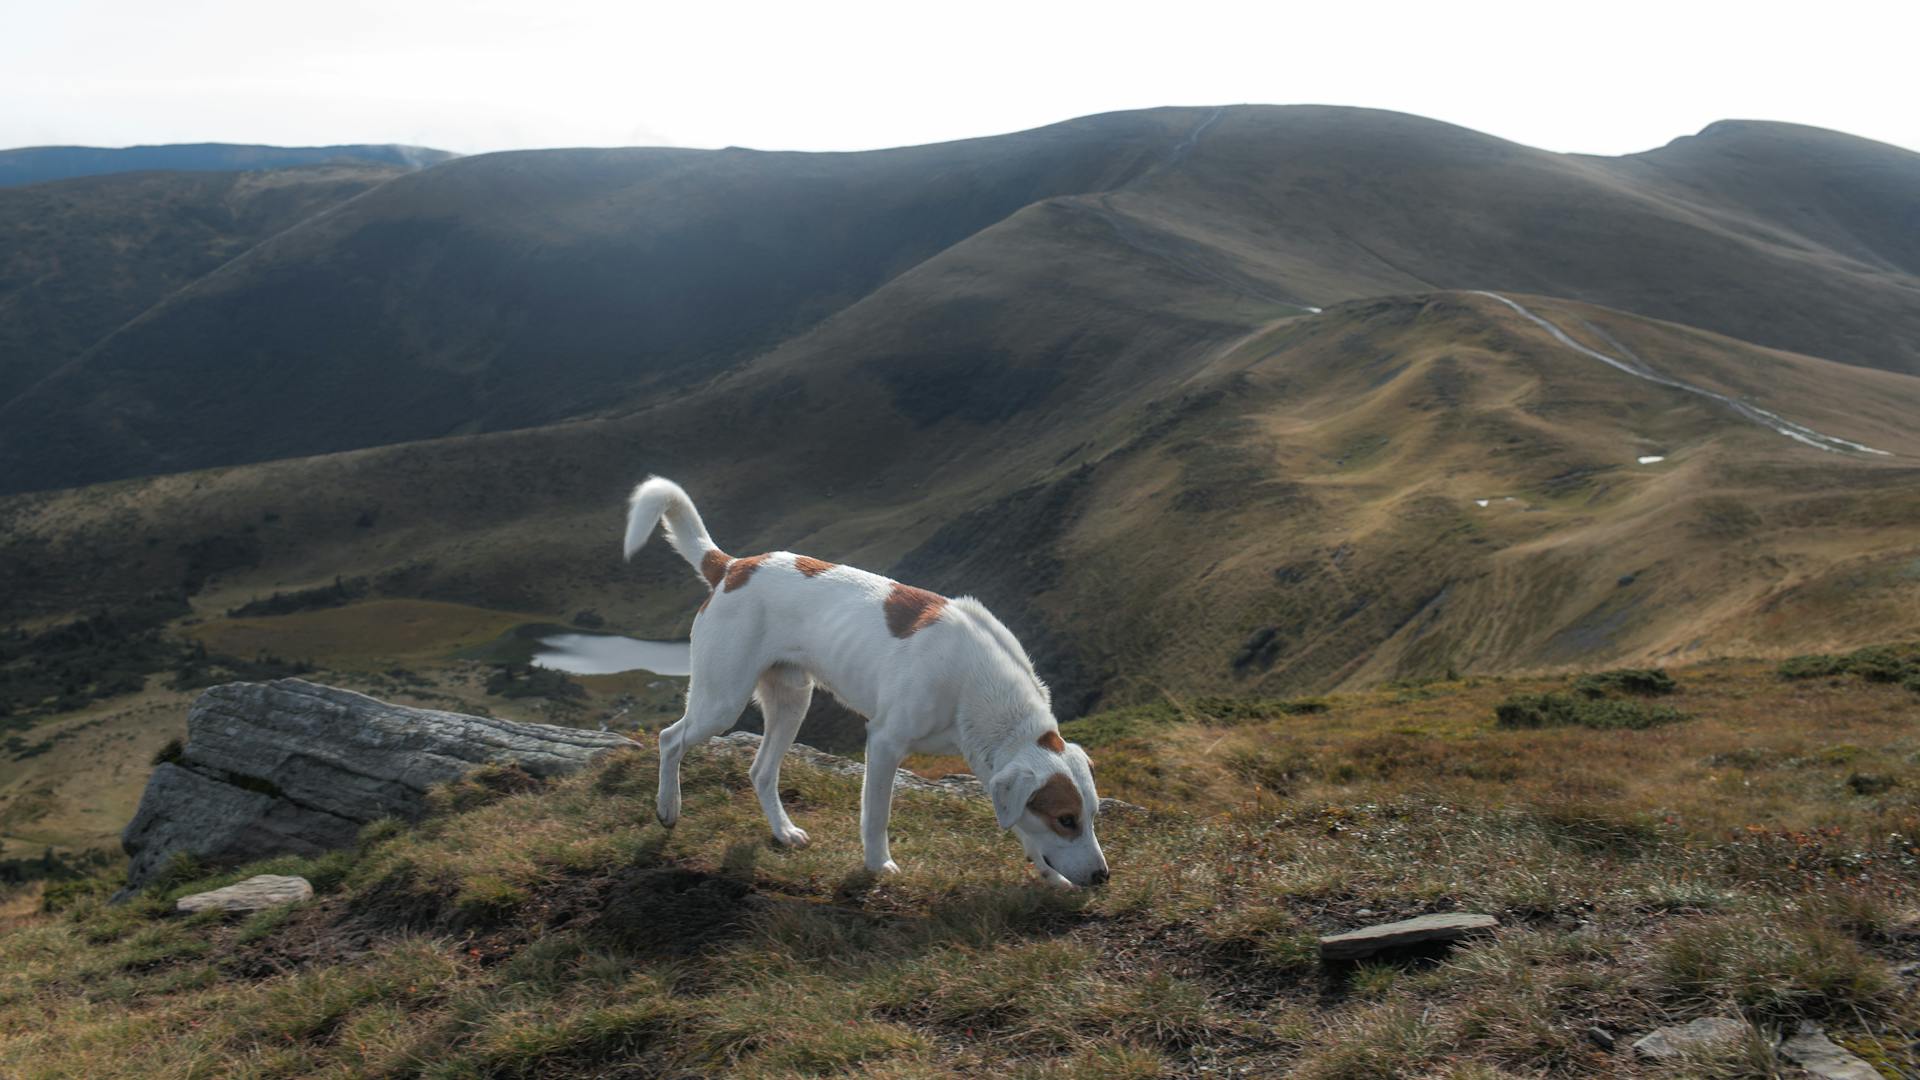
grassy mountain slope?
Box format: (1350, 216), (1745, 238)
(5, 106), (1919, 494)
(0, 143), (453, 187)
(0, 111), (1198, 493)
(1076, 107), (1920, 375)
(3, 287), (1913, 715)
(7, 658), (1918, 1076)
(0, 164), (406, 405)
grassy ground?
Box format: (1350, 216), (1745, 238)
(184, 601), (536, 673)
(2, 655), (1917, 1077)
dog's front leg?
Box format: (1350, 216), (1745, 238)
(860, 733), (908, 875)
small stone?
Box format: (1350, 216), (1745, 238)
(1318, 912), (1498, 961)
(1777, 1021), (1881, 1080)
(1586, 1026), (1616, 1051)
(1630, 1016), (1747, 1060)
(176, 874), (314, 914)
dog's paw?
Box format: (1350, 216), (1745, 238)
(867, 859), (901, 876)
(772, 825), (810, 849)
(655, 805), (679, 829)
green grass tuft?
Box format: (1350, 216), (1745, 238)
(1493, 691), (1688, 730)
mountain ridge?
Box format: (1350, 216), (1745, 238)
(6, 104), (1918, 495)
(0, 142), (455, 187)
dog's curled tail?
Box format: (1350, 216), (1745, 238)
(624, 476), (724, 581)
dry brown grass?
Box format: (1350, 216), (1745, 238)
(2, 654), (1916, 1077)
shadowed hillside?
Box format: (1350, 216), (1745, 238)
(0, 164), (407, 405)
(4, 106), (1919, 493)
(0, 111), (1200, 492)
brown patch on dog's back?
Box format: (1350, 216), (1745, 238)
(1028, 772), (1085, 838)
(700, 549), (731, 589)
(794, 556), (837, 578)
(884, 583), (947, 638)
(1037, 730), (1066, 753)
(724, 554), (769, 592)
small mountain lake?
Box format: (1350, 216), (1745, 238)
(529, 634), (691, 676)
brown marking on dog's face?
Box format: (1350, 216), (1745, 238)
(1037, 729), (1066, 753)
(723, 554), (768, 592)
(883, 582), (948, 638)
(700, 549), (731, 589)
(1028, 772), (1085, 838)
(794, 555), (837, 577)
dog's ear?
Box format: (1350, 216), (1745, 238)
(989, 761), (1036, 830)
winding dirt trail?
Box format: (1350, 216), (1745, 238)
(1473, 291), (1890, 455)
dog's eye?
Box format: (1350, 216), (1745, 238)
(1057, 814), (1077, 831)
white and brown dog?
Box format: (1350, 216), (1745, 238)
(624, 476), (1109, 887)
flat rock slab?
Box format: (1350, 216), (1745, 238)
(122, 679), (639, 890)
(1318, 912), (1498, 961)
(176, 874), (314, 914)
(1631, 1016), (1749, 1060)
(1778, 1022), (1881, 1080)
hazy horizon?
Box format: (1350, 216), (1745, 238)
(2, 106), (1911, 162)
(7, 0), (1919, 159)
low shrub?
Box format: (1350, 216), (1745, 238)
(169, 645), (314, 691)
(1494, 692), (1687, 731)
(1778, 653), (1848, 680)
(1779, 646), (1918, 684)
(1844, 646), (1909, 683)
(485, 664), (586, 702)
(150, 738), (184, 767)
(226, 576), (367, 618)
(1572, 667), (1677, 697)
(1845, 773), (1899, 796)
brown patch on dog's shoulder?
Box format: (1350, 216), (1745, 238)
(1028, 772), (1085, 838)
(700, 549), (731, 589)
(793, 555), (837, 578)
(1037, 730), (1066, 753)
(723, 554), (769, 592)
(883, 583), (947, 638)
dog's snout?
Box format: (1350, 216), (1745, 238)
(1090, 867), (1110, 887)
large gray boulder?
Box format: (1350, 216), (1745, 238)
(122, 679), (637, 890)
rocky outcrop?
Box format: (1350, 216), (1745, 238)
(122, 679), (637, 890)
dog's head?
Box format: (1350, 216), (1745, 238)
(989, 733), (1108, 888)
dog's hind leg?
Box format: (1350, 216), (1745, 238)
(656, 644), (757, 829)
(750, 664), (814, 848)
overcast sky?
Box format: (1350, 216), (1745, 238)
(7, 0), (1917, 158)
